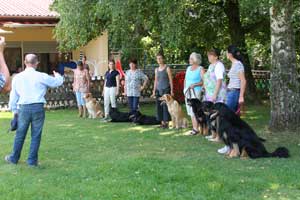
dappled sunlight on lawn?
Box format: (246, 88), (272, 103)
(260, 182), (300, 200)
(0, 112), (12, 119)
(159, 129), (190, 137)
(125, 125), (190, 137)
(127, 126), (155, 133)
(0, 105), (299, 200)
(56, 123), (76, 127)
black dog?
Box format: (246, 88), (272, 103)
(109, 108), (132, 122)
(187, 99), (214, 135)
(129, 111), (160, 125)
(206, 102), (289, 159)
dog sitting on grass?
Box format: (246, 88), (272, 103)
(84, 93), (103, 119)
(206, 102), (289, 159)
(160, 94), (188, 129)
(186, 99), (215, 136)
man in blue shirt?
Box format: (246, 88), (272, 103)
(5, 54), (64, 167)
(0, 36), (11, 93)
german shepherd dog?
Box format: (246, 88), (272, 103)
(186, 99), (214, 135)
(206, 102), (289, 159)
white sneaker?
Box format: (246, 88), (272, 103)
(218, 146), (230, 154)
(205, 135), (214, 140)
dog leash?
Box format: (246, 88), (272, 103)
(185, 87), (197, 100)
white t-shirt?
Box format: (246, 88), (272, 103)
(214, 61), (225, 80)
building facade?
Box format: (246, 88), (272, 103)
(0, 0), (108, 76)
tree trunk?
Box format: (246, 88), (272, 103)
(223, 0), (257, 101)
(269, 0), (300, 131)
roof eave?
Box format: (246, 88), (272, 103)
(0, 15), (59, 20)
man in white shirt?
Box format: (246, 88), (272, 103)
(5, 54), (64, 167)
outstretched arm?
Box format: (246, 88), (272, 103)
(0, 36), (11, 93)
(41, 71), (64, 88)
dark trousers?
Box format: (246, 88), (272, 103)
(128, 96), (139, 114)
(156, 97), (171, 122)
(9, 103), (45, 166)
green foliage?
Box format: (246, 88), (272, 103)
(51, 0), (299, 68)
(51, 0), (108, 52)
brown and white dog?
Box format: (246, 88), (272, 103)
(84, 93), (103, 119)
(160, 94), (188, 129)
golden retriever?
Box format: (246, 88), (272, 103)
(160, 94), (188, 129)
(84, 93), (103, 119)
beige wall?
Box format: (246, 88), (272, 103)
(3, 27), (55, 41)
(72, 32), (108, 76)
(2, 27), (108, 76)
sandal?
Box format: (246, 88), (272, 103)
(190, 129), (199, 135)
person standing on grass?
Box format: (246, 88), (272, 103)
(218, 45), (247, 155)
(82, 55), (90, 71)
(203, 48), (227, 142)
(102, 59), (120, 121)
(73, 61), (90, 118)
(152, 53), (173, 129)
(82, 55), (92, 77)
(184, 52), (205, 135)
(125, 58), (148, 114)
(0, 36), (11, 93)
(6, 54), (64, 167)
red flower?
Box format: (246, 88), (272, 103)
(173, 71), (185, 103)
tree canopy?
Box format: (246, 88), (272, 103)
(52, 0), (297, 68)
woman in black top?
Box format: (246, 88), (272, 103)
(102, 59), (120, 121)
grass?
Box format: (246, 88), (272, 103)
(0, 103), (300, 200)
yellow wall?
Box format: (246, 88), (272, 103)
(2, 27), (108, 76)
(72, 32), (108, 76)
(3, 27), (55, 41)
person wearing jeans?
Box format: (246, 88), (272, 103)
(218, 45), (247, 155)
(6, 54), (64, 166)
(103, 59), (120, 121)
(0, 36), (11, 93)
(73, 61), (90, 118)
(125, 58), (148, 114)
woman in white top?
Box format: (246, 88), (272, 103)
(203, 48), (227, 142)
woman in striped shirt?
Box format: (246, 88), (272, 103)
(226, 45), (247, 112)
(218, 45), (247, 155)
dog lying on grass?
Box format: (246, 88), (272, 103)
(109, 108), (132, 122)
(160, 94), (188, 129)
(129, 111), (160, 125)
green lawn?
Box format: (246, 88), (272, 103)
(0, 104), (300, 200)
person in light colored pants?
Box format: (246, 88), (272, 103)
(104, 86), (117, 117)
(103, 59), (120, 119)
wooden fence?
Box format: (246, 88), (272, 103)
(0, 70), (270, 111)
